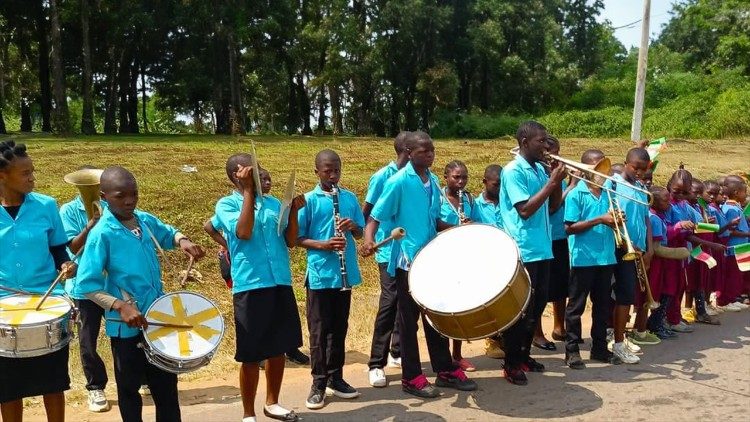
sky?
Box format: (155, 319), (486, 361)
(599, 0), (685, 49)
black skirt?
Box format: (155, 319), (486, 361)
(547, 239), (571, 302)
(233, 285), (303, 363)
(0, 345), (70, 403)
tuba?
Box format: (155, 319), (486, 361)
(64, 168), (104, 220)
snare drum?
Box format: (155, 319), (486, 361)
(409, 224), (531, 340)
(0, 294), (75, 358)
(142, 291), (224, 374)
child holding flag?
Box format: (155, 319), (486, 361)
(721, 176), (750, 308)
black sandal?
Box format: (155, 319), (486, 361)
(263, 407), (300, 421)
(532, 340), (556, 351)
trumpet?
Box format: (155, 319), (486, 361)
(605, 186), (639, 261)
(636, 253), (659, 310)
(64, 168), (104, 220)
(509, 147), (652, 206)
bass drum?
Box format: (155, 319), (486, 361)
(408, 224), (531, 340)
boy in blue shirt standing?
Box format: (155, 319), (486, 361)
(562, 150), (617, 369)
(213, 154), (306, 422)
(363, 131), (410, 388)
(76, 166), (205, 422)
(59, 167), (112, 413)
(606, 148), (653, 365)
(297, 150), (365, 410)
(499, 121), (566, 385)
(361, 131), (478, 398)
(472, 164), (503, 230)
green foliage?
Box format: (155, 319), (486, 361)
(707, 86), (750, 138)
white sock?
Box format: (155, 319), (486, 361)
(242, 417), (256, 422)
(264, 403), (291, 416)
(635, 330), (647, 338)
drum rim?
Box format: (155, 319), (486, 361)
(142, 290), (225, 362)
(0, 294), (74, 327)
(407, 223), (521, 312)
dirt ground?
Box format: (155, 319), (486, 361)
(23, 310), (749, 422)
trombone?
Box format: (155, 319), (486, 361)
(509, 147), (652, 206)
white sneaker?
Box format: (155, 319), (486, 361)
(387, 353), (401, 368)
(722, 303), (741, 312)
(138, 384), (151, 396)
(87, 389), (110, 412)
(613, 342), (640, 364)
(670, 321), (695, 333)
(368, 368), (387, 388)
(733, 301), (749, 310)
(624, 337), (642, 354)
(705, 306), (719, 316)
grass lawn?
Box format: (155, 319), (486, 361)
(2, 132), (749, 407)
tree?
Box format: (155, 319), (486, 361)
(48, 0), (70, 134)
(80, 0), (95, 134)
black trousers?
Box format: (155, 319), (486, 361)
(74, 299), (108, 391)
(502, 260), (551, 368)
(306, 287), (351, 389)
(368, 263), (401, 369)
(565, 265), (614, 355)
(395, 269), (456, 381)
(110, 336), (180, 422)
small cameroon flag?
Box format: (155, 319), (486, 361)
(733, 243), (750, 272)
(690, 246), (717, 269)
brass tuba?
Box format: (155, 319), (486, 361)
(64, 168), (104, 220)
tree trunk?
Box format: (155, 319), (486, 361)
(405, 80), (417, 130)
(329, 83), (342, 135)
(141, 61), (148, 132)
(118, 50), (130, 133)
(49, 0), (71, 134)
(389, 94), (400, 137)
(227, 30), (245, 135)
(479, 57), (489, 111)
(35, 0), (52, 132)
(0, 37), (6, 134)
(128, 60), (139, 133)
(20, 98), (32, 132)
(193, 102), (204, 133)
(80, 0), (95, 134)
(285, 64), (298, 134)
(316, 51), (327, 134)
(297, 74), (312, 135)
(103, 47), (119, 134)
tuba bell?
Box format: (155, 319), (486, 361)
(64, 168), (104, 220)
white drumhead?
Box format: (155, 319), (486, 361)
(144, 292), (224, 360)
(0, 295), (71, 325)
(409, 224), (520, 313)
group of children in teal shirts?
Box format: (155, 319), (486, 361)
(2, 127), (749, 422)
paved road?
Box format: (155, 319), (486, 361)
(26, 310), (750, 421)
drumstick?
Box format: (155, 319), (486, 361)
(35, 268), (70, 311)
(372, 227), (406, 250)
(180, 255), (196, 288)
(0, 285), (34, 296)
(105, 318), (194, 329)
(35, 250), (82, 311)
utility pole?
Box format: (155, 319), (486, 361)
(631, 0), (651, 142)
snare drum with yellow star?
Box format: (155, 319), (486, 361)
(0, 294), (76, 358)
(141, 291), (224, 374)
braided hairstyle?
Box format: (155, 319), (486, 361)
(444, 160), (467, 176)
(667, 163), (693, 192)
(0, 141), (28, 171)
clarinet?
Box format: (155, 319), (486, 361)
(457, 188), (465, 225)
(331, 184), (351, 291)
